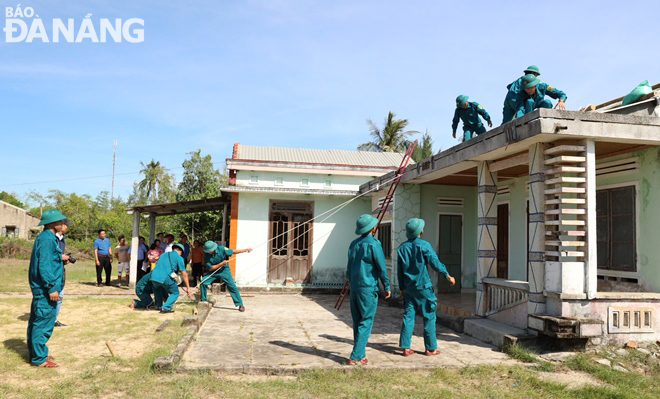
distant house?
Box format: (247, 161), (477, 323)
(223, 144), (405, 287)
(0, 200), (40, 240)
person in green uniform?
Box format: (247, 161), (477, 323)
(515, 74), (567, 118)
(397, 218), (456, 356)
(130, 272), (156, 309)
(452, 95), (493, 142)
(346, 214), (391, 365)
(502, 65), (541, 124)
(149, 244), (191, 313)
(27, 209), (70, 368)
(199, 241), (252, 312)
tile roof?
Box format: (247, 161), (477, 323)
(234, 145), (407, 168)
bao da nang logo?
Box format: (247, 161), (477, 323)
(4, 5), (144, 42)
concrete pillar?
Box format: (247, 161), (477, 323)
(148, 214), (156, 245)
(129, 211), (140, 292)
(476, 161), (497, 316)
(528, 143), (547, 315)
(391, 184), (421, 296)
(584, 140), (597, 299)
(221, 203), (228, 246)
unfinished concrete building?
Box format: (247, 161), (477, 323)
(361, 90), (660, 346)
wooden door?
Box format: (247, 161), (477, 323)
(268, 201), (313, 284)
(497, 203), (509, 279)
(437, 214), (462, 293)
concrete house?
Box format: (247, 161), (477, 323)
(359, 88), (660, 346)
(223, 144), (406, 287)
(0, 200), (40, 240)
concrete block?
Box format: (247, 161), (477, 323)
(154, 356), (175, 370)
(464, 318), (528, 348)
(580, 322), (604, 338)
(528, 315), (545, 331)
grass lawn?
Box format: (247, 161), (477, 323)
(1, 258), (660, 398)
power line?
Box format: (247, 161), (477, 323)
(0, 161), (228, 189)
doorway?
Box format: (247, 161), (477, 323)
(268, 201), (313, 284)
(437, 214), (462, 293)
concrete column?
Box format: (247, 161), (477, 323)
(129, 211), (140, 292)
(476, 161), (497, 316)
(528, 143), (547, 315)
(221, 203), (228, 246)
(584, 139), (597, 299)
(391, 184), (421, 296)
(148, 214), (156, 244)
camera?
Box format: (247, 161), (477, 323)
(66, 253), (77, 264)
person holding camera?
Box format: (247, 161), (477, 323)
(54, 219), (72, 327)
(27, 209), (70, 368)
(149, 243), (192, 313)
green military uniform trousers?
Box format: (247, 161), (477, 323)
(349, 289), (379, 360)
(199, 266), (243, 307)
(399, 288), (438, 351)
(27, 296), (58, 365)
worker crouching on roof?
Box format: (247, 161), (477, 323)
(27, 209), (70, 368)
(515, 73), (567, 118)
(199, 241), (252, 312)
(502, 65), (541, 123)
(149, 244), (192, 313)
(452, 95), (493, 142)
(398, 218), (455, 357)
(346, 214), (391, 365)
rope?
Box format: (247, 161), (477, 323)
(198, 173), (399, 286)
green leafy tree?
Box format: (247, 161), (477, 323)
(0, 191), (25, 208)
(411, 131), (435, 162)
(131, 160), (177, 205)
(357, 111), (418, 153)
(174, 150), (228, 241)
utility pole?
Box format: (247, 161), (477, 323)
(111, 139), (117, 200)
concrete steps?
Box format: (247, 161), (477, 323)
(464, 318), (534, 348)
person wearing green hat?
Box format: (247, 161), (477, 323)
(515, 73), (567, 118)
(27, 209), (71, 368)
(130, 271), (156, 310)
(345, 214), (391, 365)
(397, 218), (455, 357)
(452, 95), (493, 142)
(199, 241), (252, 312)
(149, 243), (192, 313)
(502, 65), (541, 124)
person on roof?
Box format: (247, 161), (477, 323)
(452, 95), (492, 142)
(345, 214), (391, 365)
(515, 74), (567, 118)
(502, 65), (541, 124)
(397, 218), (455, 357)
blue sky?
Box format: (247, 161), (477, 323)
(1, 0), (659, 204)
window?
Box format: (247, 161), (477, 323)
(275, 177), (284, 186)
(2, 226), (17, 238)
(324, 179), (332, 188)
(596, 186), (636, 272)
(377, 223), (392, 259)
(300, 178), (309, 187)
(249, 175), (259, 185)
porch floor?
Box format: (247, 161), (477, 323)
(437, 292), (476, 318)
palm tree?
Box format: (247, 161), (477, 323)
(137, 160), (171, 204)
(357, 111), (418, 153)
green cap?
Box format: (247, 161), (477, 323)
(172, 243), (185, 252)
(521, 74), (540, 89)
(203, 240), (218, 253)
(355, 214), (378, 235)
(38, 209), (67, 226)
(523, 65), (540, 75)
(405, 218), (425, 240)
(456, 95), (469, 107)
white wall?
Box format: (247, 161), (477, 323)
(235, 170), (369, 192)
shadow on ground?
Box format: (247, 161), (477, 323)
(4, 338), (29, 363)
